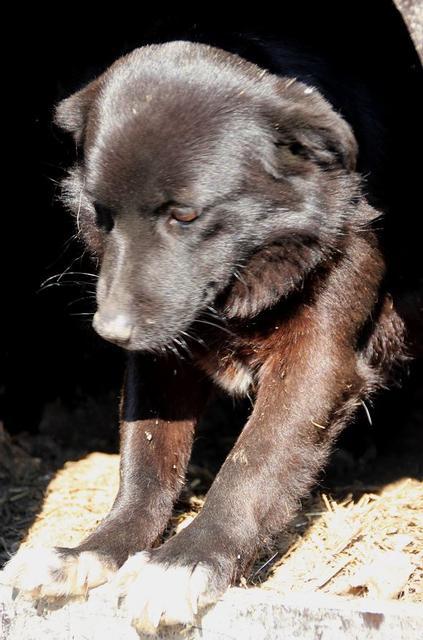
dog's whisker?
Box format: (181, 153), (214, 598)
(69, 312), (94, 317)
(233, 270), (249, 288)
(176, 335), (193, 358)
(193, 318), (236, 338)
(180, 329), (207, 349)
(39, 271), (98, 289)
(205, 305), (221, 317)
(167, 340), (184, 360)
(65, 295), (97, 309)
(38, 281), (97, 294)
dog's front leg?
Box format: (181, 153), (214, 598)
(117, 316), (366, 631)
(2, 353), (210, 600)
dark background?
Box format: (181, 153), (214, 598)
(1, 2), (422, 451)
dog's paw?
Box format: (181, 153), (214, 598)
(1, 546), (118, 600)
(113, 550), (229, 633)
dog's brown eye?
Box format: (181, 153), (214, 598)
(169, 208), (199, 225)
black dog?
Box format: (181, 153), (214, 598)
(4, 40), (417, 631)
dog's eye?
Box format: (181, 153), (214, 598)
(94, 203), (114, 233)
(169, 208), (199, 225)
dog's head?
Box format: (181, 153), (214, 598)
(56, 41), (359, 351)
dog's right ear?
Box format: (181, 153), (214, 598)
(54, 79), (99, 145)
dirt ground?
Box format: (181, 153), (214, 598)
(0, 366), (422, 605)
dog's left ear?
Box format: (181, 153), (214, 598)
(54, 79), (100, 145)
(271, 80), (358, 172)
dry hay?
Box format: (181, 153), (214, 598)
(1, 425), (421, 605)
(264, 479), (422, 602)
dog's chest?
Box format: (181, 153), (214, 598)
(197, 350), (254, 397)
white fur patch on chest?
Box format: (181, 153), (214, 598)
(212, 359), (254, 396)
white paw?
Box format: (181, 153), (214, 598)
(114, 551), (217, 633)
(1, 546), (117, 600)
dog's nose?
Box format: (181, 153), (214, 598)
(93, 311), (133, 345)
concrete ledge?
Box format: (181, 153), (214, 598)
(1, 583), (422, 640)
